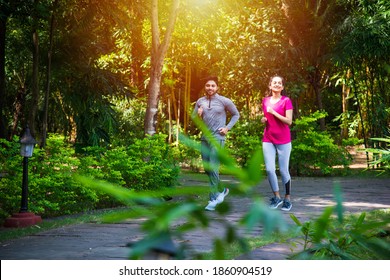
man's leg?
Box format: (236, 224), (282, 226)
(201, 140), (218, 200)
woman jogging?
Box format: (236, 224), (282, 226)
(261, 75), (293, 211)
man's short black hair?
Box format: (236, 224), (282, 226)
(202, 76), (218, 86)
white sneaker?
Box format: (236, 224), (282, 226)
(205, 200), (218, 211)
(216, 188), (229, 204)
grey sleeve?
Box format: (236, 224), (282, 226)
(225, 100), (240, 130)
(193, 100), (200, 118)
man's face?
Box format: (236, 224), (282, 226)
(205, 80), (218, 96)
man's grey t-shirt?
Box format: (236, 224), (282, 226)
(194, 93), (240, 140)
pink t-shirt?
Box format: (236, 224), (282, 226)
(262, 95), (293, 144)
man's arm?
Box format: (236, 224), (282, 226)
(225, 100), (240, 130)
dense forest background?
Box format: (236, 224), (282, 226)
(0, 0), (389, 224)
(1, 0), (389, 150)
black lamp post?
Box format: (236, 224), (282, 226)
(19, 126), (36, 213)
(4, 126), (42, 227)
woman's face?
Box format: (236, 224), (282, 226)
(269, 76), (284, 94)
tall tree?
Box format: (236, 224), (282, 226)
(334, 0), (390, 149)
(41, 0), (58, 148)
(144, 0), (180, 136)
(0, 0), (35, 139)
(281, 0), (345, 130)
(28, 0), (41, 137)
(0, 1), (10, 139)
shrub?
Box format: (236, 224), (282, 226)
(0, 133), (180, 223)
(0, 134), (100, 221)
(0, 137), (23, 221)
(78, 134), (180, 192)
(227, 117), (264, 168)
(171, 138), (203, 172)
(290, 186), (390, 259)
(291, 111), (352, 175)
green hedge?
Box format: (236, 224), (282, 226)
(0, 134), (179, 223)
(291, 111), (352, 175)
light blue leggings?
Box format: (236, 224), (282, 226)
(262, 142), (291, 193)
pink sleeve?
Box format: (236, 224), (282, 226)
(286, 97), (293, 110)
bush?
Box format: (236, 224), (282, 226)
(227, 117), (264, 168)
(0, 134), (99, 221)
(290, 186), (390, 259)
(79, 134), (179, 192)
(291, 111), (352, 175)
(171, 138), (203, 172)
(0, 133), (180, 223)
(0, 137), (23, 221)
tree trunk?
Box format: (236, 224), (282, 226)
(183, 61), (191, 133)
(29, 0), (40, 138)
(11, 86), (26, 139)
(310, 70), (326, 131)
(340, 70), (350, 139)
(0, 15), (7, 139)
(144, 0), (180, 136)
(41, 0), (57, 148)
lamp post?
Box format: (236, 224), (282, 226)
(19, 126), (36, 213)
(4, 126), (42, 227)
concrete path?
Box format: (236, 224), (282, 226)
(0, 175), (389, 260)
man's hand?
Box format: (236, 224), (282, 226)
(218, 127), (229, 136)
(197, 107), (203, 117)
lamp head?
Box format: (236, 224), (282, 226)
(20, 126), (36, 157)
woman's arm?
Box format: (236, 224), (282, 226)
(267, 107), (293, 125)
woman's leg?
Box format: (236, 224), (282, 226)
(276, 143), (292, 199)
(262, 142), (279, 194)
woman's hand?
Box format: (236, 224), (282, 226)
(266, 106), (274, 115)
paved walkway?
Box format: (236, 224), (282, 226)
(0, 175), (389, 260)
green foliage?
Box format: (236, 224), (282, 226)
(290, 185), (390, 259)
(228, 117), (264, 168)
(334, 0), (390, 144)
(0, 137), (23, 220)
(0, 134), (180, 223)
(111, 97), (146, 144)
(291, 111), (352, 175)
(341, 137), (363, 147)
(171, 137), (203, 172)
(365, 137), (390, 172)
(80, 134), (180, 191)
(31, 135), (101, 216)
(0, 134), (99, 220)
